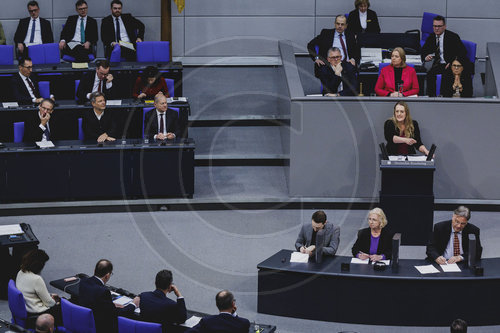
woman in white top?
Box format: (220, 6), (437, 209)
(16, 249), (61, 323)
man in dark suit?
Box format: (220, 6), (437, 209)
(318, 47), (358, 96)
(308, 15), (360, 77)
(11, 57), (46, 105)
(76, 59), (116, 103)
(139, 269), (187, 331)
(78, 259), (139, 333)
(295, 210), (340, 257)
(188, 290), (250, 333)
(14, 1), (54, 58)
(82, 92), (118, 142)
(426, 206), (482, 265)
(421, 15), (467, 96)
(23, 98), (61, 142)
(59, 0), (98, 62)
(144, 93), (179, 140)
(100, 0), (145, 60)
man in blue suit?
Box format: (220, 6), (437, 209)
(188, 290), (250, 333)
(139, 269), (187, 331)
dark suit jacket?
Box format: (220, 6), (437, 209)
(139, 289), (187, 330)
(101, 14), (145, 54)
(294, 221), (340, 256)
(346, 9), (381, 36)
(307, 29), (360, 65)
(11, 73), (40, 105)
(352, 227), (393, 259)
(440, 70), (473, 98)
(318, 61), (358, 96)
(14, 17), (54, 44)
(60, 15), (98, 45)
(76, 71), (116, 102)
(143, 108), (179, 139)
(188, 313), (250, 333)
(82, 108), (119, 141)
(421, 30), (467, 64)
(78, 276), (135, 333)
(384, 119), (424, 155)
(375, 65), (419, 96)
(23, 110), (64, 142)
(426, 220), (483, 261)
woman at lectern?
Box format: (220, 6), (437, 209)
(16, 249), (61, 323)
(352, 208), (392, 262)
(384, 101), (430, 156)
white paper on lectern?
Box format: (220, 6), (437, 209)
(440, 263), (461, 272)
(351, 258), (369, 264)
(0, 224), (23, 236)
(181, 316), (202, 328)
(407, 155), (427, 161)
(371, 259), (390, 265)
(290, 252), (309, 263)
(36, 141), (55, 148)
(415, 265), (440, 274)
(388, 155), (405, 161)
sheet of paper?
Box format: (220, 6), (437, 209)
(113, 295), (133, 306)
(72, 62), (89, 69)
(119, 40), (135, 51)
(440, 263), (461, 272)
(106, 100), (122, 106)
(371, 259), (390, 265)
(167, 97), (188, 103)
(415, 265), (440, 274)
(407, 155), (427, 161)
(2, 102), (19, 108)
(36, 141), (55, 148)
(351, 258), (369, 264)
(134, 307), (140, 314)
(290, 251), (309, 263)
(67, 41), (80, 50)
(0, 224), (23, 236)
(388, 155), (405, 161)
(180, 316), (202, 328)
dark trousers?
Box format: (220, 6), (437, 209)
(426, 62), (446, 97)
(63, 44), (92, 62)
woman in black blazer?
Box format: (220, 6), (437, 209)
(384, 101), (430, 156)
(440, 56), (473, 98)
(352, 208), (392, 261)
(347, 0), (381, 36)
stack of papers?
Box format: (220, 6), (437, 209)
(361, 48), (382, 64)
(181, 316), (202, 328)
(290, 252), (309, 263)
(406, 55), (423, 65)
(0, 224), (23, 236)
(440, 263), (461, 272)
(415, 265), (440, 274)
(36, 141), (55, 149)
(167, 97), (188, 103)
(351, 258), (369, 264)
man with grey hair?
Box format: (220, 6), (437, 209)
(426, 206), (482, 264)
(143, 93), (179, 140)
(35, 313), (54, 333)
(317, 47), (358, 96)
(82, 91), (118, 142)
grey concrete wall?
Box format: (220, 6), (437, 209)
(2, 1), (498, 58)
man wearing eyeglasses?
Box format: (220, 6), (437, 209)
(421, 15), (467, 97)
(59, 0), (98, 63)
(11, 57), (54, 105)
(23, 98), (64, 142)
(317, 47), (358, 96)
(13, 1), (54, 59)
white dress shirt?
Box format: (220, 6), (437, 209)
(437, 31), (445, 64)
(114, 16), (130, 43)
(86, 72), (113, 100)
(359, 10), (367, 30)
(72, 16), (87, 43)
(24, 17), (42, 45)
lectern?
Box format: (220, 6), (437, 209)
(379, 159), (435, 245)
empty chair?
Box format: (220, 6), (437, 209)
(0, 45), (14, 65)
(13, 122), (25, 143)
(78, 118), (84, 141)
(165, 78), (174, 97)
(118, 316), (162, 333)
(436, 74), (442, 96)
(462, 39), (477, 67)
(420, 12), (440, 47)
(8, 279), (36, 328)
(109, 44), (127, 63)
(74, 79), (80, 102)
(28, 43), (60, 65)
(136, 41), (170, 63)
(61, 298), (96, 333)
(38, 81), (51, 99)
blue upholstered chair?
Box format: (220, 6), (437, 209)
(142, 107), (155, 138)
(109, 44), (127, 63)
(78, 118), (84, 140)
(117, 316), (162, 333)
(436, 74), (442, 96)
(28, 43), (60, 65)
(462, 39), (477, 66)
(8, 279), (37, 328)
(74, 79), (80, 102)
(0, 45), (14, 65)
(420, 12), (440, 47)
(13, 122), (25, 143)
(61, 298), (96, 333)
(166, 78), (174, 97)
(38, 81), (51, 99)
(136, 41), (170, 63)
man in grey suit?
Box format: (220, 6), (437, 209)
(295, 210), (340, 256)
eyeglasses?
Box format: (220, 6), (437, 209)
(28, 8), (39, 13)
(328, 56), (342, 59)
(21, 65), (33, 69)
(77, 7), (88, 10)
(40, 105), (53, 111)
(452, 64), (463, 68)
(432, 24), (444, 28)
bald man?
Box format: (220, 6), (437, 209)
(35, 313), (54, 333)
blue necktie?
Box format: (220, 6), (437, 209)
(115, 17), (120, 42)
(29, 19), (36, 43)
(44, 126), (50, 140)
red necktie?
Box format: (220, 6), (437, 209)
(453, 232), (460, 257)
(98, 80), (103, 93)
(159, 113), (164, 134)
(26, 78), (37, 96)
(339, 33), (348, 61)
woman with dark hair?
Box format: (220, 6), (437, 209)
(440, 56), (473, 97)
(132, 65), (170, 99)
(16, 249), (61, 321)
(384, 101), (430, 156)
(347, 0), (381, 36)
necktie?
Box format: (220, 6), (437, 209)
(44, 125), (50, 141)
(30, 19), (36, 43)
(98, 80), (102, 93)
(159, 113), (164, 134)
(115, 17), (121, 42)
(339, 33), (348, 61)
(453, 232), (460, 257)
(80, 18), (85, 43)
(26, 78), (39, 97)
(435, 36), (441, 64)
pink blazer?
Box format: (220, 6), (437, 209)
(375, 65), (419, 97)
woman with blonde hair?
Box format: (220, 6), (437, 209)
(352, 207), (392, 262)
(375, 47), (419, 97)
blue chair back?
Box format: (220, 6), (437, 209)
(166, 78), (174, 97)
(8, 280), (28, 327)
(28, 43), (60, 65)
(61, 298), (96, 333)
(78, 117), (84, 140)
(421, 12), (440, 44)
(436, 74), (442, 96)
(142, 107), (155, 138)
(109, 44), (122, 63)
(170, 107), (179, 115)
(0, 45), (14, 65)
(14, 122), (25, 143)
(462, 39), (477, 65)
(117, 316), (162, 333)
(137, 41), (170, 63)
(75, 79), (80, 101)
(38, 81), (51, 99)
